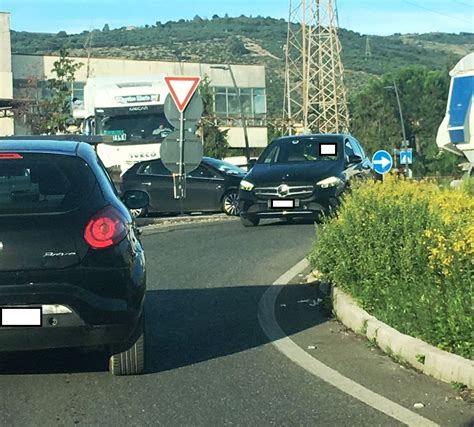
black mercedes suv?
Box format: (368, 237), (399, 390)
(0, 139), (149, 375)
(238, 134), (372, 226)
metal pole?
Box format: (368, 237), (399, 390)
(392, 78), (408, 177)
(228, 64), (251, 168)
(179, 110), (185, 215)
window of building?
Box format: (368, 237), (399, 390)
(212, 87), (267, 120)
(253, 88), (266, 117)
(72, 82), (85, 110)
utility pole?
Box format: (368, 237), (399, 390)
(392, 79), (409, 177)
(284, 0), (349, 134)
(385, 79), (408, 176)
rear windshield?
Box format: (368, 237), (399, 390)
(258, 136), (342, 164)
(0, 154), (96, 215)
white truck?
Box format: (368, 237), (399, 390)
(77, 76), (173, 173)
(436, 53), (474, 174)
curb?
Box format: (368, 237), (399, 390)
(330, 286), (474, 389)
(139, 214), (236, 232)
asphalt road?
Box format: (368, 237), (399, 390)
(0, 218), (471, 425)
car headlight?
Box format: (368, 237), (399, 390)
(316, 176), (342, 188)
(240, 180), (255, 191)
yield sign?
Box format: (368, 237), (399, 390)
(164, 76), (201, 112)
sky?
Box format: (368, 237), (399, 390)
(0, 0), (473, 36)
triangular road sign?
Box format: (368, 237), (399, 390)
(164, 76), (201, 112)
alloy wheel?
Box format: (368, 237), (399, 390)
(130, 208), (145, 218)
(223, 192), (240, 216)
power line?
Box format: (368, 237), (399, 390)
(402, 0), (473, 25)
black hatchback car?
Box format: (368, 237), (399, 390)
(239, 134), (372, 226)
(121, 157), (246, 217)
(0, 139), (148, 375)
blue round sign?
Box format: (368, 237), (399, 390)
(372, 150), (393, 175)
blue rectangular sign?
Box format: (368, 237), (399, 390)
(400, 149), (413, 165)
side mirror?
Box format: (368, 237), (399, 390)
(347, 154), (363, 164)
(122, 190), (149, 209)
(248, 159), (257, 169)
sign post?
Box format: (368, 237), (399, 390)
(163, 76), (202, 203)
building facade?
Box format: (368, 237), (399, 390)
(0, 11), (268, 148)
(0, 12), (14, 136)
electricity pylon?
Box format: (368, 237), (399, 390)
(283, 0), (349, 134)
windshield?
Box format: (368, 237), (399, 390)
(258, 137), (341, 164)
(205, 158), (246, 175)
(96, 113), (173, 141)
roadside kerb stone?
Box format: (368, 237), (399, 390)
(140, 214), (236, 233)
(331, 286), (474, 389)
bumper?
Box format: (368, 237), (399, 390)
(0, 282), (145, 353)
(0, 316), (143, 354)
(239, 189), (335, 218)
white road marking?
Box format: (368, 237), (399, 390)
(258, 258), (439, 427)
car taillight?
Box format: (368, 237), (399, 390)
(84, 206), (128, 249)
(0, 153), (23, 159)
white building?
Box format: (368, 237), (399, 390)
(0, 11), (268, 149)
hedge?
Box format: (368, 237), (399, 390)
(308, 177), (473, 359)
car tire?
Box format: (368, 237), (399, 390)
(130, 207), (147, 219)
(109, 323), (145, 376)
(240, 215), (260, 227)
(222, 191), (240, 216)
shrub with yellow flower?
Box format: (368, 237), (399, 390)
(309, 177), (473, 359)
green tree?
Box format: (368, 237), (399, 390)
(38, 47), (83, 134)
(350, 65), (454, 176)
(102, 24), (110, 32)
(226, 37), (250, 56)
(199, 76), (229, 159)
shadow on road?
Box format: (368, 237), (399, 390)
(0, 283), (327, 375)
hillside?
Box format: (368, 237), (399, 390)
(10, 16), (473, 117)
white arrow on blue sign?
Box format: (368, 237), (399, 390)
(372, 150), (393, 174)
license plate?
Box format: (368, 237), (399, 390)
(269, 199), (299, 209)
(1, 307), (42, 327)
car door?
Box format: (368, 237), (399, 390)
(136, 160), (180, 213)
(184, 164), (225, 212)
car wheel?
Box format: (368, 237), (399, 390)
(109, 324), (145, 376)
(222, 191), (240, 216)
(130, 207), (147, 219)
(240, 215), (260, 227)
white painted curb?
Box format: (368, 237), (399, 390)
(332, 287), (474, 389)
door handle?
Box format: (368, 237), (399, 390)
(142, 182), (152, 186)
(216, 185), (222, 189)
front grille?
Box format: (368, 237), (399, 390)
(255, 185), (314, 198)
